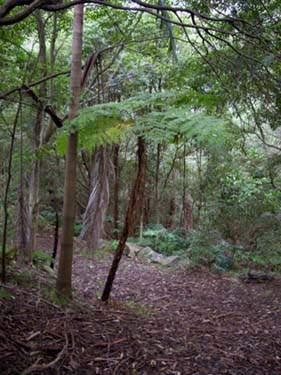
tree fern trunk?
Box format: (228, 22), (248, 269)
(102, 137), (146, 302)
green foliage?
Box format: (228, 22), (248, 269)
(138, 108), (236, 149)
(57, 90), (234, 154)
(39, 209), (57, 227)
(74, 222), (83, 237)
(0, 247), (18, 261)
(0, 287), (13, 300)
(220, 173), (279, 209)
(213, 171), (281, 245)
(188, 221), (281, 273)
(33, 251), (54, 266)
(135, 225), (190, 255)
(188, 233), (238, 272)
(12, 270), (34, 287)
(57, 105), (132, 154)
(43, 287), (70, 307)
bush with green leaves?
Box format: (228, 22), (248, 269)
(186, 223), (250, 271)
(188, 221), (281, 273)
(38, 209), (58, 228)
(32, 251), (54, 266)
(134, 225), (191, 255)
(74, 221), (83, 237)
(211, 172), (281, 247)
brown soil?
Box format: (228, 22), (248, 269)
(0, 236), (281, 374)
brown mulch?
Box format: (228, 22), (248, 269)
(0, 238), (281, 374)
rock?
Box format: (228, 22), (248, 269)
(125, 242), (143, 257)
(138, 246), (156, 260)
(159, 255), (180, 267)
(41, 264), (55, 276)
(137, 246), (185, 267)
(97, 239), (111, 250)
(150, 252), (165, 264)
(176, 257), (190, 269)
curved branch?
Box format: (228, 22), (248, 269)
(0, 0), (46, 26)
(0, 0), (253, 43)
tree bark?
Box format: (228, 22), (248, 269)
(167, 170), (177, 229)
(102, 137), (146, 302)
(41, 12), (58, 144)
(56, 4), (84, 298)
(50, 211), (59, 269)
(80, 146), (110, 251)
(154, 143), (161, 225)
(113, 143), (120, 239)
(182, 143), (193, 230)
(26, 10), (47, 258)
(196, 146), (203, 225)
(127, 142), (146, 238)
(1, 100), (21, 283)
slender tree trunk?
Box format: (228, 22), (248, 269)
(127, 142), (146, 238)
(113, 144), (120, 239)
(1, 101), (21, 283)
(155, 143), (161, 225)
(18, 110), (29, 260)
(139, 210), (144, 239)
(26, 11), (47, 258)
(183, 197), (193, 230)
(56, 4), (84, 298)
(167, 170), (177, 229)
(50, 211), (59, 269)
(80, 147), (110, 251)
(182, 143), (193, 230)
(196, 147), (203, 224)
(102, 137), (146, 302)
(42, 12), (58, 144)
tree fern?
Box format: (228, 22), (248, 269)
(57, 90), (237, 154)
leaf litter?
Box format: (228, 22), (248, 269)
(0, 237), (281, 374)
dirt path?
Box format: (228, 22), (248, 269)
(1, 240), (281, 374)
(72, 249), (281, 375)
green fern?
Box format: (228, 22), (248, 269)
(56, 90), (236, 154)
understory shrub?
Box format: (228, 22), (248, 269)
(133, 225), (191, 255)
(188, 220), (281, 273)
(33, 250), (54, 266)
(38, 209), (57, 228)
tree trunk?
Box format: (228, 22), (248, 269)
(196, 147), (203, 225)
(183, 197), (193, 230)
(167, 171), (177, 229)
(127, 142), (146, 238)
(154, 143), (161, 225)
(1, 100), (21, 283)
(26, 10), (47, 258)
(113, 143), (120, 239)
(102, 137), (146, 302)
(182, 143), (193, 230)
(80, 147), (110, 251)
(17, 104), (29, 260)
(56, 4), (84, 298)
(41, 13), (58, 144)
(50, 211), (59, 269)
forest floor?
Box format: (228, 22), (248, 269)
(1, 233), (281, 375)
